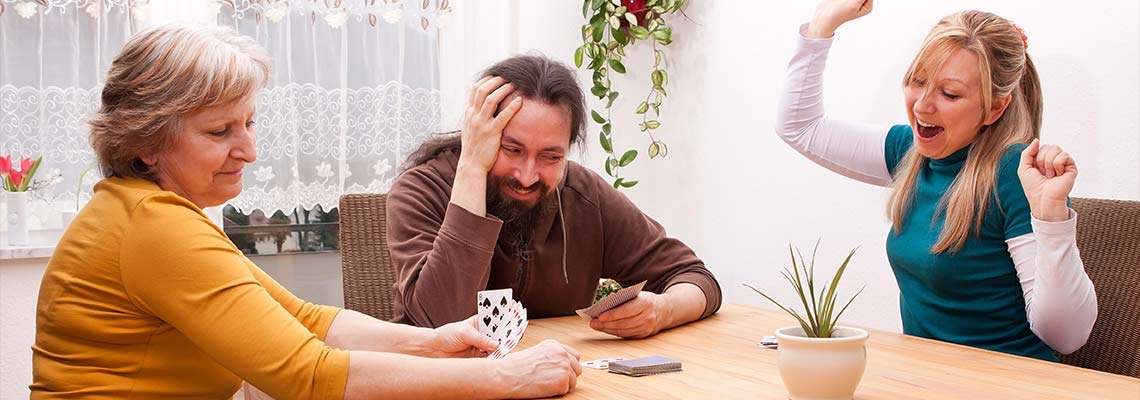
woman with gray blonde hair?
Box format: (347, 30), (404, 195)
(31, 24), (581, 399)
(775, 0), (1097, 361)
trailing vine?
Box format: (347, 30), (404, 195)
(575, 0), (685, 189)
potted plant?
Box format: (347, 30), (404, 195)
(744, 242), (867, 400)
(1, 154), (43, 246)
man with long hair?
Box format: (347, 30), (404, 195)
(386, 54), (721, 338)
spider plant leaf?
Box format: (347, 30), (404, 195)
(831, 285), (866, 328)
(742, 283), (813, 335)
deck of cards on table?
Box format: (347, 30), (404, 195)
(476, 288), (528, 358)
(575, 281), (647, 321)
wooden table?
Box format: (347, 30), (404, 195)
(519, 305), (1140, 399)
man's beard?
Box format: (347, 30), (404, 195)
(486, 175), (555, 250)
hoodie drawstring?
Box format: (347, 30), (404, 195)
(557, 187), (569, 285)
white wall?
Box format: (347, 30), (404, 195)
(515, 0), (1140, 332)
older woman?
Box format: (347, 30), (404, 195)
(775, 0), (1096, 361)
(31, 25), (580, 399)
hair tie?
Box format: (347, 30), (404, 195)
(1012, 23), (1028, 50)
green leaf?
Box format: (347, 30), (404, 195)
(602, 123), (612, 135)
(613, 177), (623, 189)
(629, 25), (650, 40)
(651, 70), (664, 87)
(574, 46), (585, 68)
(635, 101), (649, 114)
(591, 110), (606, 124)
(648, 18), (659, 32)
(608, 59), (626, 74)
(600, 132), (613, 152)
(591, 0), (605, 11)
(607, 157), (619, 170)
(644, 120), (660, 129)
(620, 179), (638, 188)
(652, 5), (666, 13)
(591, 84), (607, 98)
(608, 15), (620, 29)
(659, 69), (669, 85)
(658, 141), (668, 157)
(609, 0), (621, 6)
(624, 12), (638, 26)
(611, 26), (628, 45)
(606, 91), (618, 108)
(652, 104), (660, 116)
(618, 149), (637, 166)
(583, 0), (591, 18)
(654, 85), (667, 96)
(646, 0), (658, 6)
(648, 142), (660, 158)
(604, 156), (616, 176)
(581, 24), (592, 41)
(591, 20), (605, 42)
(607, 40), (619, 51)
(654, 50), (665, 68)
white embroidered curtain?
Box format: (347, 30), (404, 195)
(0, 0), (133, 206)
(220, 0), (449, 214)
(1, 0), (519, 216)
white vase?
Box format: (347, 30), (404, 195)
(775, 325), (869, 400)
(5, 191), (30, 246)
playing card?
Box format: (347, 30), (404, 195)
(478, 288), (528, 359)
(758, 335), (778, 349)
(581, 357), (627, 370)
(477, 288), (513, 339)
(575, 281), (647, 321)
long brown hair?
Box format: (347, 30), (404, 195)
(402, 54), (587, 171)
(888, 10), (1042, 253)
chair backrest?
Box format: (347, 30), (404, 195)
(338, 193), (398, 321)
(1059, 197), (1140, 378)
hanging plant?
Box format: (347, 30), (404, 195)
(575, 0), (685, 189)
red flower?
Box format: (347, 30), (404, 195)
(0, 154), (10, 176)
(622, 0), (649, 27)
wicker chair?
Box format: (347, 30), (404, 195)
(338, 193), (398, 321)
(1058, 197), (1140, 378)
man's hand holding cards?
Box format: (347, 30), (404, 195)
(575, 281), (665, 339)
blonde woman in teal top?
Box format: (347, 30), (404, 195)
(775, 0), (1097, 361)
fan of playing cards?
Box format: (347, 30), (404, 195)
(477, 288), (528, 359)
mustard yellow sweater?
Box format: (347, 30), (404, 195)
(31, 177), (349, 398)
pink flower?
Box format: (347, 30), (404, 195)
(2, 155), (42, 192)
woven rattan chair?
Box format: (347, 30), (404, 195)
(338, 193), (398, 321)
(1058, 197), (1140, 377)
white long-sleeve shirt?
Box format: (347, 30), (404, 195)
(775, 25), (1096, 354)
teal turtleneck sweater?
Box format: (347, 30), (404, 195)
(883, 124), (1056, 361)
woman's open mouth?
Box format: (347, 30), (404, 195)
(916, 120), (944, 139)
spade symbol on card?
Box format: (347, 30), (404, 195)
(481, 298), (492, 308)
(491, 323), (499, 333)
(482, 316), (492, 328)
(492, 307), (500, 317)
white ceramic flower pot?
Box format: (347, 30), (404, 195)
(5, 191), (29, 246)
(775, 325), (869, 400)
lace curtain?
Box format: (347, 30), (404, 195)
(220, 0), (449, 213)
(1, 0), (454, 215)
(0, 0), (133, 207)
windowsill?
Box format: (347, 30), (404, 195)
(1, 229), (62, 260)
(0, 244), (56, 260)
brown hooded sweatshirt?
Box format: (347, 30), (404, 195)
(386, 148), (721, 327)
